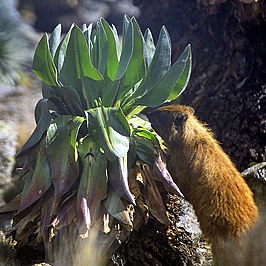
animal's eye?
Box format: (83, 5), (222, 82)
(174, 113), (188, 126)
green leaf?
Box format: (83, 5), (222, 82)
(17, 99), (51, 157)
(121, 26), (172, 115)
(136, 44), (191, 106)
(96, 22), (109, 75)
(63, 26), (103, 84)
(83, 23), (93, 48)
(134, 129), (159, 146)
(143, 28), (155, 68)
(19, 140), (52, 212)
(61, 26), (104, 109)
(134, 135), (155, 166)
(49, 24), (62, 58)
(121, 18), (146, 95)
(100, 18), (119, 80)
(130, 26), (171, 99)
(55, 86), (85, 116)
(112, 24), (121, 59)
(54, 25), (73, 76)
(32, 34), (59, 86)
(87, 107), (130, 160)
(115, 19), (133, 80)
(46, 116), (84, 196)
(77, 138), (108, 222)
(122, 14), (131, 41)
(167, 44), (192, 101)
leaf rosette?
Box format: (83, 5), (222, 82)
(0, 16), (191, 262)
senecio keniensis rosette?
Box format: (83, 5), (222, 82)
(0, 16), (191, 264)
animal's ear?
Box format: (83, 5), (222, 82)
(188, 107), (194, 115)
(174, 113), (188, 126)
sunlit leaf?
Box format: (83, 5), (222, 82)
(136, 44), (191, 106)
(100, 18), (119, 80)
(143, 28), (155, 68)
(167, 44), (192, 101)
(49, 24), (62, 58)
(62, 26), (103, 105)
(115, 18), (133, 80)
(122, 18), (145, 92)
(32, 34), (59, 86)
(87, 107), (130, 160)
(125, 26), (171, 103)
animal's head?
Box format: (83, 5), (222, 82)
(147, 105), (194, 144)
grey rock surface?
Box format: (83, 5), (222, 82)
(0, 121), (17, 186)
(242, 162), (266, 215)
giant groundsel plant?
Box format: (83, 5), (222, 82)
(0, 16), (191, 262)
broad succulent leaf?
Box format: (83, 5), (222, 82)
(136, 44), (192, 106)
(115, 18), (133, 80)
(143, 28), (155, 68)
(77, 137), (108, 222)
(124, 26), (171, 103)
(17, 99), (51, 157)
(120, 18), (146, 99)
(167, 44), (192, 101)
(87, 106), (130, 160)
(48, 24), (62, 58)
(100, 18), (119, 80)
(46, 116), (84, 196)
(32, 34), (59, 86)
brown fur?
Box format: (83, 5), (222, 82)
(147, 105), (258, 264)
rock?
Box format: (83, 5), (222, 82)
(167, 195), (212, 266)
(242, 162), (266, 215)
(0, 121), (17, 186)
(173, 197), (202, 240)
(0, 121), (17, 207)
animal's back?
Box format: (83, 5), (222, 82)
(147, 105), (258, 249)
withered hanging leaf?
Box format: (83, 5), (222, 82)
(40, 190), (61, 239)
(13, 199), (42, 241)
(51, 194), (77, 231)
(108, 156), (135, 204)
(104, 187), (133, 229)
(153, 148), (183, 197)
(137, 162), (169, 225)
(19, 139), (52, 213)
(0, 194), (21, 213)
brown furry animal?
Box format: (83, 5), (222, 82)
(147, 105), (258, 265)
